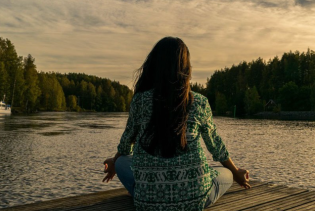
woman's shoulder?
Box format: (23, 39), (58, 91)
(191, 91), (208, 107)
(131, 90), (209, 107)
(132, 89), (154, 103)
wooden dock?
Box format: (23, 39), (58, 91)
(2, 181), (315, 211)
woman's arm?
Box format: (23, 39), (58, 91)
(200, 99), (230, 162)
(102, 95), (139, 183)
(200, 97), (250, 189)
(221, 158), (251, 189)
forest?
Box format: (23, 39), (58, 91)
(191, 49), (315, 116)
(1, 36), (315, 115)
(0, 37), (133, 113)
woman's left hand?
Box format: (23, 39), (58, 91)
(102, 158), (116, 183)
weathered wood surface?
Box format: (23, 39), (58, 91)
(2, 181), (315, 211)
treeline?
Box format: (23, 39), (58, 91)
(0, 37), (133, 112)
(3, 36), (315, 115)
(192, 49), (315, 116)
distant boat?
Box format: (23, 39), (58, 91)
(0, 95), (11, 115)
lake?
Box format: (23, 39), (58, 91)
(0, 112), (314, 208)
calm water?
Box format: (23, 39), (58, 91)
(0, 112), (314, 208)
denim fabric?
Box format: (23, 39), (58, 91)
(115, 156), (233, 207)
(204, 166), (233, 208)
(115, 155), (135, 196)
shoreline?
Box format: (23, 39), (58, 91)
(213, 111), (315, 121)
(253, 111), (315, 121)
(10, 109), (315, 121)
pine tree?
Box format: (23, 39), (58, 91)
(244, 86), (263, 115)
(23, 54), (41, 112)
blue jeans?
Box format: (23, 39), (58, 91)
(115, 155), (135, 196)
(115, 155), (233, 208)
(203, 166), (233, 207)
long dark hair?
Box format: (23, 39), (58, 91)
(134, 37), (193, 158)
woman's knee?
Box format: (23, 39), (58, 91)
(223, 167), (233, 180)
(115, 155), (132, 174)
(214, 167), (233, 186)
(223, 168), (233, 185)
(114, 155), (135, 196)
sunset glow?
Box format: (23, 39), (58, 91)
(1, 0), (315, 87)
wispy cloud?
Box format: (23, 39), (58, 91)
(1, 0), (315, 87)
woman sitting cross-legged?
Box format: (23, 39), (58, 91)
(103, 37), (250, 211)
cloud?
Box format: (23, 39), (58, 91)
(256, 1), (284, 8)
(1, 0), (315, 88)
(221, 0), (293, 9)
(295, 0), (315, 7)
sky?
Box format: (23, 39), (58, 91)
(1, 0), (315, 89)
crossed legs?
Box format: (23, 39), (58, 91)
(115, 155), (233, 208)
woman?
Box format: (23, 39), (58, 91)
(103, 37), (250, 211)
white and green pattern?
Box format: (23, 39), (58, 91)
(117, 90), (229, 211)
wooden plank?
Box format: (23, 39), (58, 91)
(209, 185), (306, 210)
(242, 190), (315, 211)
(226, 181), (267, 193)
(285, 199), (315, 211)
(1, 188), (130, 211)
(208, 184), (287, 207)
(216, 189), (305, 211)
(2, 182), (314, 211)
(61, 195), (135, 211)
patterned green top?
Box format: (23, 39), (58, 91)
(117, 90), (229, 211)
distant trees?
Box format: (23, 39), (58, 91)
(0, 38), (28, 110)
(67, 95), (77, 111)
(215, 92), (228, 115)
(56, 73), (133, 112)
(23, 55), (41, 111)
(0, 62), (8, 99)
(191, 82), (206, 96)
(0, 37), (133, 113)
(38, 72), (66, 111)
(244, 86), (263, 115)
(311, 83), (315, 111)
(198, 49), (315, 116)
(3, 36), (315, 115)
(278, 82), (299, 111)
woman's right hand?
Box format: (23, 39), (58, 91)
(102, 158), (116, 183)
(233, 168), (251, 189)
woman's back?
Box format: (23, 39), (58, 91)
(104, 37), (250, 211)
(118, 89), (229, 211)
